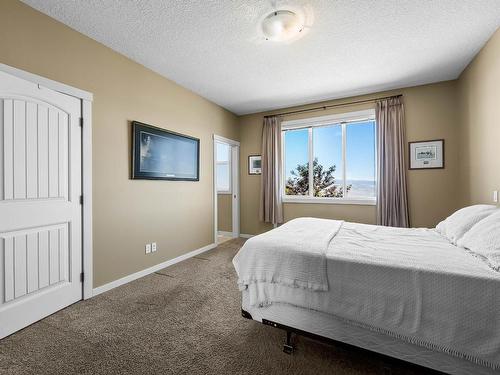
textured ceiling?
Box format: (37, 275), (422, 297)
(22, 0), (500, 115)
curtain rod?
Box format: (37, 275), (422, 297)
(264, 94), (403, 118)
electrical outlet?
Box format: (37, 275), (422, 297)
(494, 190), (498, 203)
(152, 242), (157, 252)
(145, 243), (151, 254)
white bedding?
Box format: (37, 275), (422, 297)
(233, 217), (342, 292)
(234, 220), (500, 369)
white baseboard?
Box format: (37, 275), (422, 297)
(92, 243), (216, 297)
(217, 230), (233, 237)
(239, 233), (254, 239)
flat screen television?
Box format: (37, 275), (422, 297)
(131, 121), (200, 181)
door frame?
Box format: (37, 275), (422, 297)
(0, 63), (94, 300)
(213, 135), (240, 245)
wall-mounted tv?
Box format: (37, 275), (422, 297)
(132, 121), (200, 181)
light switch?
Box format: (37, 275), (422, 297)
(152, 242), (157, 252)
(494, 190), (498, 203)
(145, 244), (151, 254)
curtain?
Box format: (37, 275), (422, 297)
(376, 96), (410, 227)
(259, 116), (284, 225)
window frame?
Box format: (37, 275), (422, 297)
(216, 142), (232, 194)
(281, 109), (377, 205)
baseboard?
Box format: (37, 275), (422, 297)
(217, 230), (233, 237)
(239, 233), (254, 239)
(92, 243), (216, 297)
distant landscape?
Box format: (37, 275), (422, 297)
(285, 176), (376, 198)
(342, 180), (376, 198)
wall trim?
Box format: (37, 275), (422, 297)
(0, 63), (93, 101)
(282, 197), (376, 205)
(218, 230), (234, 237)
(281, 108), (375, 130)
(92, 243), (216, 297)
(213, 134), (240, 146)
(82, 100), (93, 299)
(213, 134), (240, 246)
(240, 233), (254, 239)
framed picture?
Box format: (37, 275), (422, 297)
(131, 121), (200, 181)
(409, 139), (444, 170)
(248, 155), (262, 175)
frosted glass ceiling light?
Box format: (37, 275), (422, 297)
(261, 10), (304, 42)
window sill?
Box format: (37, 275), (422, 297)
(282, 196), (376, 206)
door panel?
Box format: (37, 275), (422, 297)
(1, 100), (69, 202)
(0, 70), (82, 338)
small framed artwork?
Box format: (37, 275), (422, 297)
(248, 155), (262, 175)
(409, 139), (444, 170)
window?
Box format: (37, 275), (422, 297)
(216, 142), (231, 193)
(284, 129), (309, 195)
(282, 109), (376, 204)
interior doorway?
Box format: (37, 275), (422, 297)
(213, 135), (240, 245)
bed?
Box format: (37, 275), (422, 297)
(233, 209), (500, 375)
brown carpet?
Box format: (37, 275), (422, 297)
(0, 239), (438, 375)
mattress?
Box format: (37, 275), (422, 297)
(237, 222), (500, 369)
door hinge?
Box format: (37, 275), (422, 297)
(80, 272), (84, 282)
(79, 195), (83, 205)
(79, 117), (83, 127)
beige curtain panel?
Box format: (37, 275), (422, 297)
(376, 96), (410, 228)
(259, 116), (284, 225)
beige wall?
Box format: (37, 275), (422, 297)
(240, 81), (460, 235)
(457, 28), (500, 206)
(217, 194), (232, 232)
(3, 0), (497, 288)
(0, 0), (239, 287)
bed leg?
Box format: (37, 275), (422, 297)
(283, 331), (294, 354)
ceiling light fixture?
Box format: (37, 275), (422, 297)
(261, 10), (304, 42)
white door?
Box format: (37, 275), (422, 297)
(0, 70), (82, 338)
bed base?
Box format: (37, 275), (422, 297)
(243, 309), (296, 353)
(242, 309), (443, 373)
(243, 308), (367, 355)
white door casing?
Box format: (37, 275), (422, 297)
(213, 135), (240, 243)
(0, 70), (82, 338)
(231, 144), (240, 237)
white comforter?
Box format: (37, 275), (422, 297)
(233, 217), (342, 292)
(234, 220), (500, 369)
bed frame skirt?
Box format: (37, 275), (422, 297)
(241, 292), (497, 375)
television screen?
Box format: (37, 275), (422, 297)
(132, 121), (199, 181)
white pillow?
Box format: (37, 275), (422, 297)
(435, 204), (498, 244)
(457, 210), (500, 271)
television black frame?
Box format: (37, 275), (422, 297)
(131, 121), (200, 181)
